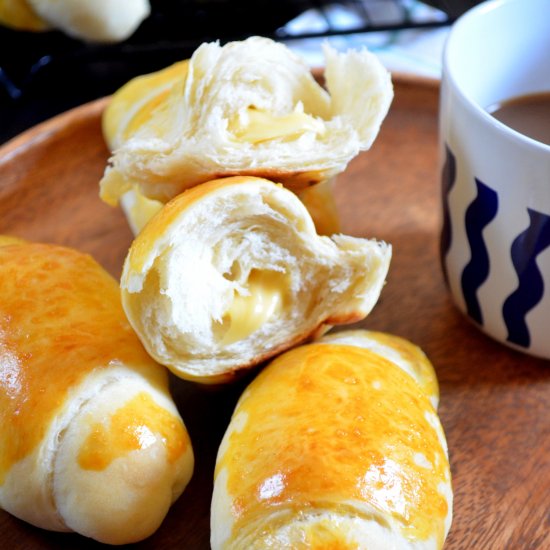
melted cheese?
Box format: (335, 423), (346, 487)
(217, 344), (450, 547)
(0, 243), (168, 484)
(78, 392), (189, 470)
(231, 104), (326, 144)
(221, 270), (287, 345)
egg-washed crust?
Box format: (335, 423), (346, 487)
(212, 342), (452, 550)
(102, 60), (190, 151)
(0, 234), (26, 247)
(0, 240), (193, 544)
(317, 329), (440, 410)
(119, 177), (342, 239)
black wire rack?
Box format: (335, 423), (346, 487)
(0, 0), (460, 143)
(276, 0), (454, 40)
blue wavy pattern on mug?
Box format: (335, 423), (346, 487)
(440, 145), (456, 284)
(460, 178), (498, 325)
(502, 208), (550, 348)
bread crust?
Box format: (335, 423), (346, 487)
(211, 337), (453, 549)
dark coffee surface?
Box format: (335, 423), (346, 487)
(488, 91), (550, 146)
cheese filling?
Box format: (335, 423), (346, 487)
(220, 269), (287, 345)
(230, 104), (326, 144)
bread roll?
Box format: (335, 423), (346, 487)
(120, 176), (391, 383)
(99, 35), (393, 206)
(0, 239), (193, 544)
(211, 333), (452, 549)
(27, 0), (150, 42)
(100, 50), (343, 238)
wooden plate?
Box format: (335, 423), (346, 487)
(1, 76), (549, 549)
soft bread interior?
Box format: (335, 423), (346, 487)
(121, 176), (391, 382)
(100, 36), (393, 205)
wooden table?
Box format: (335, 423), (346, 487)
(0, 77), (548, 549)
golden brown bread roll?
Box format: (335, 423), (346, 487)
(211, 331), (452, 549)
(100, 35), (393, 206)
(120, 176), (391, 383)
(0, 239), (194, 544)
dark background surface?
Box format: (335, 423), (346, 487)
(0, 0), (481, 144)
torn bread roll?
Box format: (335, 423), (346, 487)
(120, 176), (391, 383)
(99, 35), (393, 206)
(0, 239), (193, 544)
(211, 332), (452, 549)
(100, 55), (341, 237)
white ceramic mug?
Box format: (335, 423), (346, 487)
(439, 0), (550, 358)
